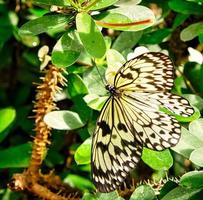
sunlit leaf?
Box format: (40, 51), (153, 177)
(44, 110), (85, 130)
(76, 13), (106, 58)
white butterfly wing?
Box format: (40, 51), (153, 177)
(114, 52), (174, 92)
(92, 97), (142, 192)
(91, 52), (194, 192)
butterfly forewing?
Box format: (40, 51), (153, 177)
(114, 52), (174, 92)
(92, 52), (194, 193)
(92, 97), (142, 192)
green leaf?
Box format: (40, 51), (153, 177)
(44, 110), (85, 130)
(82, 192), (98, 200)
(161, 186), (202, 200)
(76, 13), (106, 58)
(89, 0), (119, 10)
(190, 147), (203, 167)
(139, 28), (172, 44)
(115, 0), (142, 7)
(183, 94), (203, 111)
(160, 106), (199, 123)
(172, 127), (203, 158)
(172, 14), (189, 29)
(142, 148), (173, 171)
(83, 94), (107, 111)
(189, 118), (203, 142)
(67, 73), (88, 97)
(19, 14), (72, 35)
(130, 185), (156, 200)
(168, 0), (203, 15)
(0, 143), (32, 168)
(83, 66), (106, 96)
(180, 171), (203, 189)
(106, 49), (126, 85)
(33, 0), (70, 6)
(52, 32), (82, 67)
(94, 5), (155, 31)
(64, 174), (94, 191)
(180, 22), (203, 42)
(96, 191), (124, 200)
(159, 181), (178, 199)
(112, 31), (143, 52)
(0, 107), (16, 142)
(75, 137), (91, 165)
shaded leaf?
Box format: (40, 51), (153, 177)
(0, 143), (32, 168)
(19, 14), (72, 35)
(180, 171), (203, 189)
(0, 107), (16, 142)
(52, 32), (82, 67)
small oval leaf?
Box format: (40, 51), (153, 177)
(75, 137), (91, 165)
(76, 13), (106, 58)
(142, 148), (173, 170)
(19, 14), (71, 35)
(44, 110), (85, 130)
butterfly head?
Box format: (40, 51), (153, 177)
(105, 84), (121, 96)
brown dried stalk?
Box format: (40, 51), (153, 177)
(8, 65), (80, 200)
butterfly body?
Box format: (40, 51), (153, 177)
(91, 52), (194, 193)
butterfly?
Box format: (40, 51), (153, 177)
(91, 52), (194, 193)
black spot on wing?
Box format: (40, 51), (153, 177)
(97, 121), (111, 137)
(117, 123), (128, 132)
(120, 72), (133, 80)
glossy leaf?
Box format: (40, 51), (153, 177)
(95, 5), (155, 31)
(52, 32), (82, 67)
(180, 171), (203, 188)
(96, 191), (124, 200)
(44, 110), (85, 130)
(75, 137), (91, 165)
(142, 148), (173, 170)
(76, 13), (106, 58)
(19, 14), (72, 35)
(0, 143), (32, 168)
(130, 185), (156, 200)
(161, 186), (202, 200)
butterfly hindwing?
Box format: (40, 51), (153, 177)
(120, 92), (194, 150)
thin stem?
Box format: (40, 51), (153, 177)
(85, 0), (101, 11)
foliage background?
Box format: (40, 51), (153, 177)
(0, 0), (203, 199)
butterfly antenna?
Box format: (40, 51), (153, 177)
(92, 58), (107, 87)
